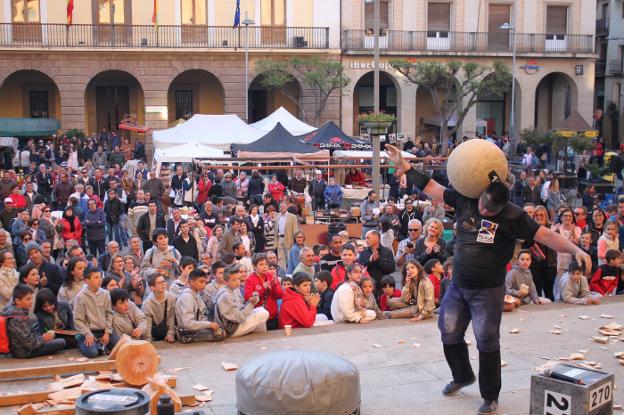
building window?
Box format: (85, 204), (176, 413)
(427, 3), (450, 33)
(29, 90), (48, 118)
(175, 90), (193, 120)
(181, 0), (207, 26)
(97, 0), (125, 24)
(546, 5), (567, 34)
(261, 0), (286, 26)
(12, 0), (40, 23)
(364, 0), (390, 30)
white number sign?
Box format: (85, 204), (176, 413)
(544, 390), (571, 415)
(589, 382), (612, 411)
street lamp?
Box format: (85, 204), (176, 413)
(242, 14), (255, 122)
(500, 19), (517, 155)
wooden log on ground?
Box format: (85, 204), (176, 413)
(0, 360), (116, 381)
(115, 340), (160, 386)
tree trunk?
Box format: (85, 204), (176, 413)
(440, 120), (449, 155)
(115, 339), (160, 385)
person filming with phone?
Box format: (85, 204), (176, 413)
(395, 219), (422, 267)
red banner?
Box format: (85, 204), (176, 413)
(66, 0), (74, 25)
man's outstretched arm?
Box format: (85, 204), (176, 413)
(533, 226), (592, 276)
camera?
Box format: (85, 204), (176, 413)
(406, 242), (414, 249)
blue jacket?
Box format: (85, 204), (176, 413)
(323, 185), (343, 205)
(83, 208), (107, 241)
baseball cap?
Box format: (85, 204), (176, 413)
(3, 198), (12, 203)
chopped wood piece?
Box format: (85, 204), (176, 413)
(56, 374), (85, 389)
(0, 360), (116, 381)
(592, 336), (609, 344)
(600, 314), (614, 319)
(599, 328), (622, 336)
(115, 340), (160, 385)
(500, 360), (507, 367)
(569, 353), (585, 360)
(192, 384), (210, 392)
(48, 387), (82, 404)
(108, 334), (131, 360)
(142, 375), (182, 415)
(614, 351), (624, 358)
(195, 392), (213, 402)
(221, 362), (238, 371)
(578, 315), (591, 320)
(601, 322), (624, 331)
(372, 344), (382, 348)
(75, 358), (88, 363)
(550, 330), (562, 335)
(509, 328), (520, 334)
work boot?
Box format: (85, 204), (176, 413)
(478, 399), (498, 414)
(442, 376), (476, 396)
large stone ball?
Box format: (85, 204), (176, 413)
(446, 139), (508, 199)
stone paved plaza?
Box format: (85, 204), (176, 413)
(1, 297), (624, 415)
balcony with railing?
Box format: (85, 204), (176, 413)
(608, 60), (623, 76)
(596, 18), (610, 36)
(0, 23), (330, 49)
(342, 30), (594, 54)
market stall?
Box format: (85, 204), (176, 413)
(298, 121), (372, 150)
(250, 107), (317, 136)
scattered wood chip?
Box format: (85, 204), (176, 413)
(579, 349), (590, 354)
(613, 403), (622, 410)
(614, 351), (624, 358)
(553, 325), (562, 329)
(599, 329), (622, 336)
(501, 360), (507, 367)
(195, 392), (213, 403)
(550, 330), (562, 335)
(601, 346), (610, 350)
(601, 321), (624, 330)
(558, 357), (570, 361)
(372, 344), (382, 348)
(397, 340), (405, 344)
(593, 336), (609, 344)
(619, 359), (624, 366)
(412, 343), (421, 348)
(192, 384), (210, 392)
(221, 362), (238, 371)
(600, 314), (614, 319)
(75, 357), (88, 363)
(560, 314), (567, 318)
(509, 328), (520, 334)
(578, 315), (591, 320)
(166, 367), (190, 373)
(569, 353), (585, 360)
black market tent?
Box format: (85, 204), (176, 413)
(231, 122), (329, 159)
(298, 121), (372, 150)
(0, 118), (60, 137)
(553, 111), (599, 138)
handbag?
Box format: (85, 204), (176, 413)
(529, 243), (546, 261)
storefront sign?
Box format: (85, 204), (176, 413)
(521, 60), (541, 74)
(349, 60), (395, 70)
(145, 106), (168, 120)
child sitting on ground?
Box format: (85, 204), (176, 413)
(215, 263), (269, 337)
(2, 284), (66, 358)
(202, 261), (226, 320)
(174, 269), (225, 343)
(142, 271), (177, 342)
(386, 260), (435, 321)
(281, 277), (293, 291)
(360, 276), (384, 319)
(559, 261), (601, 305)
(279, 272), (325, 328)
(424, 259), (444, 306)
(111, 288), (148, 340)
(597, 221), (620, 266)
(169, 257), (197, 297)
(504, 250), (550, 312)
(34, 288), (76, 348)
(440, 257), (453, 301)
(330, 263), (376, 324)
(379, 275), (401, 311)
(73, 267), (119, 358)
(579, 231), (598, 273)
(314, 271), (334, 320)
(590, 249), (622, 296)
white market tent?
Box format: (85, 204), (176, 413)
(250, 106), (317, 136)
(153, 142), (225, 163)
(152, 114), (263, 150)
(423, 114), (488, 128)
(333, 149), (418, 159)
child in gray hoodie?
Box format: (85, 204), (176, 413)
(111, 288), (148, 340)
(215, 263), (268, 338)
(142, 272), (177, 342)
(141, 229), (181, 286)
(504, 250), (550, 312)
(73, 267), (119, 358)
(174, 269), (225, 343)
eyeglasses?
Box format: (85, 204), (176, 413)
(408, 228), (421, 232)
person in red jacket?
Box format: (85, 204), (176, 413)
(7, 185), (27, 209)
(268, 175), (286, 202)
(424, 258), (444, 305)
(59, 206), (83, 246)
(278, 272), (322, 329)
(331, 245), (368, 290)
(590, 249), (622, 296)
(379, 275), (401, 311)
(196, 172), (212, 206)
(244, 253), (283, 330)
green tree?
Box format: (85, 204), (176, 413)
(255, 57), (350, 126)
(390, 60), (512, 154)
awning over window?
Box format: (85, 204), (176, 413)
(0, 118), (60, 137)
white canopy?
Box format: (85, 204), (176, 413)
(333, 150), (418, 159)
(250, 107), (317, 136)
(153, 142), (225, 163)
(423, 114), (488, 128)
(153, 114), (263, 150)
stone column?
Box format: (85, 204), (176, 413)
(458, 96), (477, 138)
(399, 82), (417, 138)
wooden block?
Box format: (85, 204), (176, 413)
(221, 362), (238, 371)
(0, 360), (116, 381)
(0, 391), (52, 407)
(592, 336), (610, 344)
(57, 374), (85, 389)
(601, 322), (624, 331)
(48, 388), (81, 404)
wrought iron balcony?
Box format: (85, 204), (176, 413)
(596, 18), (610, 36)
(0, 23), (330, 49)
(342, 30), (594, 54)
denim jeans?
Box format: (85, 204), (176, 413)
(87, 239), (106, 257)
(76, 331), (120, 358)
(107, 222), (123, 246)
(29, 338), (66, 358)
(438, 282), (505, 401)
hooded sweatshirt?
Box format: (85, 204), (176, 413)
(214, 286), (255, 336)
(141, 291), (177, 341)
(590, 263), (622, 296)
(278, 288), (317, 329)
(112, 301), (148, 339)
(0, 266), (19, 311)
(174, 287), (213, 331)
(73, 286), (113, 337)
(142, 245), (181, 282)
(504, 266), (539, 304)
(559, 273), (592, 304)
(1, 304), (46, 358)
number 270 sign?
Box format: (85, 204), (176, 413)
(544, 390), (571, 415)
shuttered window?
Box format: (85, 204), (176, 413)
(546, 6), (567, 34)
(364, 0), (390, 30)
(428, 3), (450, 31)
(488, 4), (510, 33)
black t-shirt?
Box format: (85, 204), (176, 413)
(443, 188), (540, 288)
(319, 253), (341, 272)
